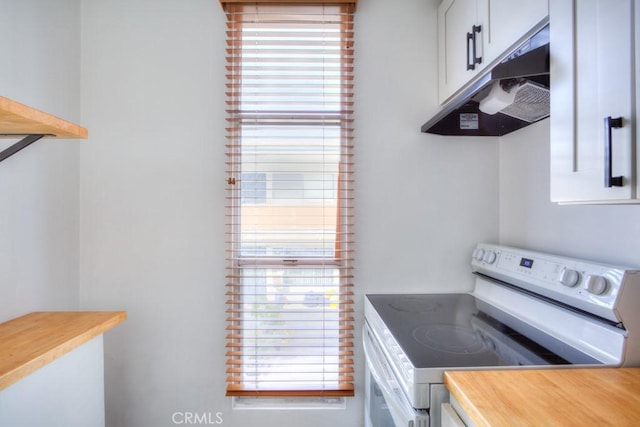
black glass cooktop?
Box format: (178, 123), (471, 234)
(366, 293), (600, 369)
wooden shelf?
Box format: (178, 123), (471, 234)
(0, 311), (126, 391)
(0, 96), (88, 162)
(0, 96), (87, 139)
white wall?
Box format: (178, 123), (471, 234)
(79, 1), (226, 426)
(79, 0), (499, 426)
(500, 119), (640, 267)
(0, 0), (81, 322)
(356, 0), (499, 297)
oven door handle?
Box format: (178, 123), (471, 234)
(363, 323), (428, 427)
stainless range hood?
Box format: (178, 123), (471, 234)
(422, 25), (549, 136)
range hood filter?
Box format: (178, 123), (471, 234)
(498, 81), (550, 123)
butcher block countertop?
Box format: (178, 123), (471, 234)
(445, 368), (640, 426)
(0, 311), (127, 391)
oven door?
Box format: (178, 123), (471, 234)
(363, 323), (429, 427)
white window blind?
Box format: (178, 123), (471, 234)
(222, 1), (356, 397)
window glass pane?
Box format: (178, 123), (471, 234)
(239, 127), (339, 258)
(272, 173), (305, 200)
(240, 267), (341, 390)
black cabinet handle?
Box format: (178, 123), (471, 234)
(604, 116), (624, 187)
(466, 31), (474, 70)
(472, 25), (482, 66)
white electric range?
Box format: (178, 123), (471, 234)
(363, 243), (640, 427)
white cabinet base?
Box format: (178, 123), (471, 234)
(0, 336), (105, 427)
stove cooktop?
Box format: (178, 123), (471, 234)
(366, 293), (591, 370)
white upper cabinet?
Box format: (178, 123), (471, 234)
(438, 0), (484, 105)
(550, 0), (638, 204)
(482, 0), (549, 62)
(437, 0), (548, 105)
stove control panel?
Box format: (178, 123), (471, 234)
(471, 243), (640, 324)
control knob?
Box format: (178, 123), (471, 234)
(586, 275), (608, 295)
(558, 268), (580, 287)
(473, 249), (485, 261)
(482, 250), (497, 264)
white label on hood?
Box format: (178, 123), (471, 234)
(459, 113), (479, 130)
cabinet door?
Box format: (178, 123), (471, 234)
(438, 0), (482, 104)
(550, 0), (636, 203)
(441, 403), (466, 427)
(437, 0), (548, 105)
(482, 0), (548, 61)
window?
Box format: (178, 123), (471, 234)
(222, 0), (355, 397)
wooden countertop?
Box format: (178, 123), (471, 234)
(0, 311), (126, 391)
(445, 368), (640, 426)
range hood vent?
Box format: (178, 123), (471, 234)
(422, 25), (549, 137)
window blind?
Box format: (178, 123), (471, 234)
(223, 1), (355, 397)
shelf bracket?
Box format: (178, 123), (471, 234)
(0, 134), (51, 163)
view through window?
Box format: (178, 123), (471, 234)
(223, 2), (355, 397)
